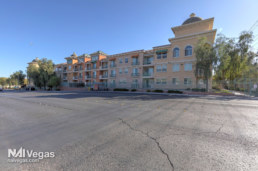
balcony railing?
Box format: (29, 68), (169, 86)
(99, 75), (108, 79)
(131, 73), (140, 77)
(92, 75), (97, 78)
(110, 74), (116, 77)
(63, 70), (67, 73)
(100, 65), (108, 69)
(85, 75), (91, 79)
(63, 77), (67, 80)
(131, 61), (140, 65)
(73, 69), (79, 72)
(143, 72), (153, 77)
(143, 60), (153, 65)
(92, 67), (97, 69)
(85, 67), (91, 71)
(73, 76), (78, 80)
(110, 64), (116, 68)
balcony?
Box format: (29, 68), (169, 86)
(110, 74), (116, 78)
(63, 77), (67, 80)
(73, 76), (78, 80)
(85, 75), (91, 79)
(131, 61), (140, 66)
(143, 60), (153, 65)
(131, 73), (140, 77)
(63, 70), (67, 73)
(92, 66), (97, 70)
(110, 64), (116, 68)
(143, 72), (153, 77)
(99, 75), (108, 79)
(92, 75), (97, 79)
(85, 67), (91, 71)
(73, 69), (79, 72)
(100, 65), (108, 70)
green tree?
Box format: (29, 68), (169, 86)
(47, 75), (61, 90)
(27, 58), (55, 90)
(10, 70), (26, 86)
(38, 58), (55, 90)
(194, 37), (217, 91)
(0, 77), (7, 87)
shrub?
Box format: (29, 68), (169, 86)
(113, 88), (129, 91)
(131, 89), (137, 92)
(212, 86), (221, 90)
(152, 89), (163, 93)
(167, 90), (183, 94)
(146, 90), (151, 92)
(192, 88), (206, 92)
(186, 88), (191, 90)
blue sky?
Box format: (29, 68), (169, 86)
(0, 0), (258, 77)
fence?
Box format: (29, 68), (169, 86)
(212, 79), (258, 97)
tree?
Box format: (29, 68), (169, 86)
(194, 37), (217, 91)
(27, 58), (55, 90)
(0, 77), (7, 87)
(10, 70), (26, 86)
(38, 58), (55, 90)
(47, 75), (61, 90)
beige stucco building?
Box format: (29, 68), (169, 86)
(54, 13), (216, 90)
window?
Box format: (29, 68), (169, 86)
(156, 65), (162, 72)
(173, 48), (180, 57)
(162, 53), (167, 59)
(184, 63), (192, 71)
(124, 68), (128, 74)
(111, 70), (116, 75)
(68, 65), (71, 70)
(92, 56), (98, 61)
(161, 79), (167, 85)
(172, 64), (180, 72)
(157, 53), (162, 59)
(78, 58), (84, 63)
(132, 68), (138, 74)
(185, 46), (192, 56)
(198, 79), (204, 85)
(156, 79), (161, 84)
(119, 79), (126, 85)
(184, 78), (192, 85)
(125, 58), (128, 63)
(162, 64), (167, 72)
(67, 59), (72, 64)
(93, 63), (97, 69)
(119, 58), (123, 64)
(157, 53), (167, 59)
(172, 78), (179, 85)
(119, 68), (122, 74)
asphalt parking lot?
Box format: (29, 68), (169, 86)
(0, 91), (258, 171)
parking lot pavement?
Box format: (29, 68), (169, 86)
(0, 91), (258, 171)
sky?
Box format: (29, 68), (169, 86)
(0, 0), (258, 77)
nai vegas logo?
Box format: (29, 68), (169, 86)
(7, 147), (55, 163)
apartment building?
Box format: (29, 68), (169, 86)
(54, 13), (216, 90)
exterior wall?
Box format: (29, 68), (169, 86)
(55, 14), (216, 91)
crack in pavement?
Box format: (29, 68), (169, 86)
(119, 118), (174, 171)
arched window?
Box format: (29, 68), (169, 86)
(173, 47), (180, 57)
(185, 46), (192, 56)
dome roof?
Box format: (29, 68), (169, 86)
(182, 13), (202, 25)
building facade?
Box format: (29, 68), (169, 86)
(55, 13), (217, 90)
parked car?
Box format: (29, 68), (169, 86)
(0, 87), (3, 91)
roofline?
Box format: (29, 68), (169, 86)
(152, 44), (171, 49)
(171, 17), (214, 34)
(169, 29), (217, 42)
(108, 49), (144, 57)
